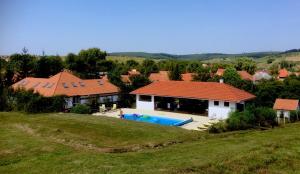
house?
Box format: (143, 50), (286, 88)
(121, 69), (141, 84)
(216, 68), (253, 81)
(149, 71), (170, 82)
(130, 81), (256, 120)
(253, 70), (272, 82)
(149, 71), (195, 82)
(12, 70), (120, 109)
(273, 99), (299, 122)
(277, 68), (289, 80)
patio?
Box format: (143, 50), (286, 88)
(93, 108), (218, 130)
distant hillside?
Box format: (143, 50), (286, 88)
(109, 51), (280, 60)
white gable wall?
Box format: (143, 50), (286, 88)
(208, 100), (237, 120)
(136, 95), (155, 110)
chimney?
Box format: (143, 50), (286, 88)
(219, 78), (224, 83)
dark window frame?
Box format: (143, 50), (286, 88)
(139, 95), (152, 102)
(214, 101), (219, 106)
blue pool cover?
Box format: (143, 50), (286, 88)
(122, 114), (193, 126)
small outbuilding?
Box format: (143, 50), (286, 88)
(273, 99), (299, 122)
(130, 81), (256, 120)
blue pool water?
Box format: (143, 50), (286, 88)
(122, 114), (193, 126)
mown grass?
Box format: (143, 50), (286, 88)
(1, 112), (300, 173)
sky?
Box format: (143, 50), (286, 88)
(0, 0), (300, 55)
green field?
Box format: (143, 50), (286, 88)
(1, 112), (300, 174)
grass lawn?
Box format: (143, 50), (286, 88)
(1, 112), (300, 174)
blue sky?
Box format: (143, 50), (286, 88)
(0, 0), (299, 55)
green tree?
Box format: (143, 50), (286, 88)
(193, 66), (211, 81)
(223, 67), (242, 87)
(35, 55), (64, 77)
(234, 58), (256, 74)
(168, 63), (182, 81)
(126, 60), (139, 69)
(7, 53), (37, 82)
(130, 75), (151, 90)
(140, 59), (158, 76)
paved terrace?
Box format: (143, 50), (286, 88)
(93, 108), (218, 130)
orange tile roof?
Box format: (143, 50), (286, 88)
(278, 69), (289, 78)
(12, 70), (119, 97)
(182, 73), (195, 81)
(216, 68), (225, 76)
(149, 71), (170, 82)
(128, 69), (140, 76)
(273, 99), (299, 111)
(131, 81), (256, 102)
(121, 75), (131, 83)
(238, 71), (253, 81)
(216, 68), (253, 81)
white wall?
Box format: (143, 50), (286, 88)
(208, 100), (238, 120)
(276, 110), (290, 118)
(136, 95), (154, 111)
(65, 97), (73, 109)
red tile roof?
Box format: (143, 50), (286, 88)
(273, 99), (299, 111)
(131, 81), (256, 102)
(216, 68), (225, 76)
(238, 71), (253, 81)
(149, 71), (170, 82)
(12, 70), (119, 97)
(149, 71), (194, 82)
(278, 69), (289, 78)
(182, 73), (195, 81)
(216, 68), (253, 81)
(128, 69), (140, 76)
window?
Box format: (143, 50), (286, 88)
(97, 80), (103, 85)
(139, 95), (152, 102)
(47, 83), (55, 88)
(79, 82), (85, 87)
(214, 101), (219, 106)
(43, 82), (49, 88)
(224, 102), (229, 107)
(32, 82), (41, 88)
(71, 82), (77, 87)
(62, 83), (68, 88)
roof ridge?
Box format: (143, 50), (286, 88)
(51, 72), (63, 96)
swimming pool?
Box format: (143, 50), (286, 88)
(122, 114), (193, 126)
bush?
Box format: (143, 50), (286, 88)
(70, 104), (91, 114)
(253, 107), (277, 127)
(226, 110), (255, 131)
(7, 89), (65, 113)
(208, 121), (227, 133)
(290, 110), (300, 122)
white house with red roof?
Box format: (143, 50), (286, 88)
(130, 81), (256, 120)
(12, 70), (120, 109)
(273, 99), (299, 122)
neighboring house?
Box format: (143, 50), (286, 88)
(273, 99), (299, 122)
(253, 70), (272, 82)
(149, 71), (195, 82)
(12, 70), (120, 109)
(149, 71), (170, 82)
(121, 69), (141, 84)
(130, 81), (255, 120)
(277, 68), (289, 80)
(216, 68), (253, 81)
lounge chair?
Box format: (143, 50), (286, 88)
(99, 104), (107, 113)
(111, 104), (117, 111)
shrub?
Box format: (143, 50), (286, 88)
(253, 107), (277, 127)
(7, 89), (65, 113)
(226, 110), (255, 131)
(290, 110), (300, 122)
(70, 104), (91, 114)
(208, 121), (227, 133)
